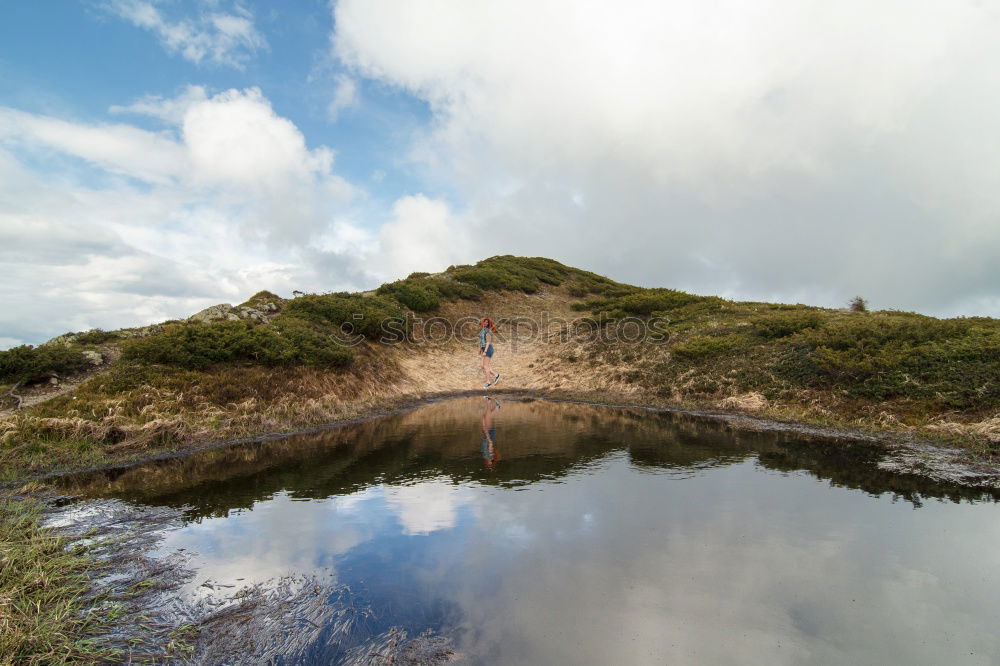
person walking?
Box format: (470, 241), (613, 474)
(478, 317), (501, 390)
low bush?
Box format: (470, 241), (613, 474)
(121, 319), (353, 371)
(377, 280), (441, 312)
(617, 289), (703, 315)
(377, 276), (484, 312)
(73, 329), (121, 345)
(427, 278), (484, 301)
(449, 266), (539, 292)
(752, 311), (827, 339)
(796, 312), (973, 351)
(0, 345), (91, 384)
(283, 293), (404, 339)
(577, 288), (705, 318)
(775, 313), (1000, 407)
(672, 334), (746, 360)
(446, 255), (574, 293)
(240, 290), (282, 309)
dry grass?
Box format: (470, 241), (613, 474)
(926, 416), (1000, 444)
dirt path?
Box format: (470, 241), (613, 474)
(390, 289), (643, 396)
(0, 348), (120, 418)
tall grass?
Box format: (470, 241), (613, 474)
(0, 497), (114, 665)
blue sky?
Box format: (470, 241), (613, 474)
(0, 0), (431, 203)
(2, 0), (999, 348)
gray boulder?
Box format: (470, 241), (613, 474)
(188, 303), (274, 325)
(82, 350), (104, 366)
(188, 304), (242, 323)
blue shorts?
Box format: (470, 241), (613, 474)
(482, 345), (494, 358)
(482, 428), (497, 460)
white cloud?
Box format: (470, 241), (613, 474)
(375, 194), (470, 278)
(326, 74), (358, 122)
(0, 107), (187, 184)
(105, 0), (267, 68)
(384, 478), (471, 535)
(0, 88), (355, 346)
(333, 0), (1000, 316)
(0, 85), (463, 346)
(110, 85), (210, 124)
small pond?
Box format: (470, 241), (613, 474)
(58, 397), (1000, 664)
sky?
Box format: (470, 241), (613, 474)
(2, 0), (999, 348)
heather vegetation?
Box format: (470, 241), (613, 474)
(121, 318), (354, 370)
(0, 345), (91, 385)
(588, 299), (999, 423)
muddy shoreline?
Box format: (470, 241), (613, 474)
(21, 389), (1000, 492)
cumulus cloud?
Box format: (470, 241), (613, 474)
(384, 479), (472, 536)
(333, 0), (1000, 316)
(0, 86), (431, 346)
(375, 194), (470, 278)
(104, 0), (267, 68)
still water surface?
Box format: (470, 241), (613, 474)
(64, 397), (1000, 664)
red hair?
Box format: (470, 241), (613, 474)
(480, 317), (496, 331)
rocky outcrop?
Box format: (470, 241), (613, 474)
(188, 304), (242, 323)
(43, 325), (164, 346)
(188, 302), (278, 325)
(82, 350), (104, 366)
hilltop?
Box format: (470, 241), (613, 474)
(1, 255), (998, 481)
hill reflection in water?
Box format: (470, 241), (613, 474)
(60, 397), (996, 517)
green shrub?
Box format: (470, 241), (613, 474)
(0, 345), (91, 384)
(377, 276), (484, 311)
(617, 289), (702, 315)
(578, 288), (704, 318)
(797, 313), (970, 350)
(121, 319), (353, 371)
(774, 313), (1000, 407)
(427, 278), (483, 301)
(569, 271), (625, 296)
(672, 334), (745, 360)
(752, 311), (827, 339)
(376, 280), (441, 312)
(272, 317), (355, 367)
(73, 329), (121, 345)
(450, 266), (539, 292)
(240, 290), (282, 308)
(283, 293), (404, 339)
(407, 271), (431, 279)
(446, 255), (574, 293)
(849, 296), (868, 312)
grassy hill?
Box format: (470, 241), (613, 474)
(2, 255), (998, 480)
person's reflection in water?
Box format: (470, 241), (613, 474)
(481, 397), (501, 470)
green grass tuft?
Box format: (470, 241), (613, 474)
(0, 496), (116, 664)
